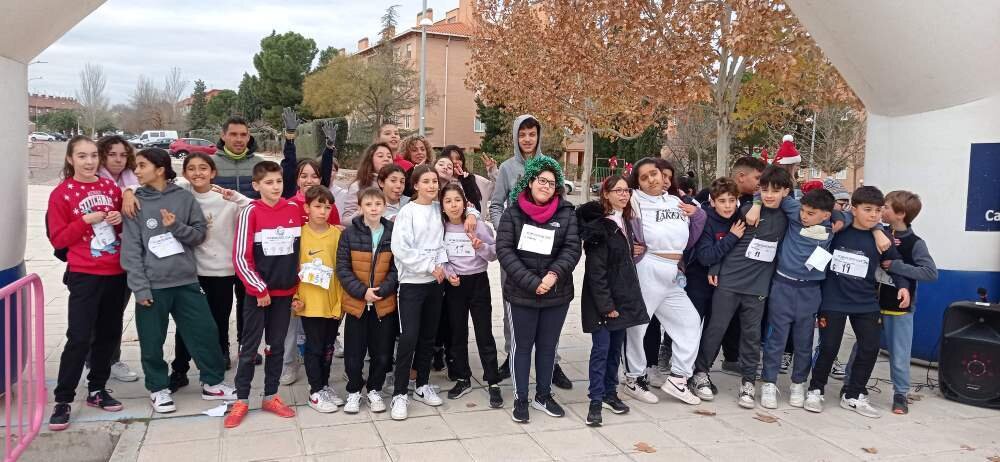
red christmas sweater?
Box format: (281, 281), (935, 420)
(234, 197), (304, 298)
(46, 177), (124, 275)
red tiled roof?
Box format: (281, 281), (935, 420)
(424, 22), (474, 36)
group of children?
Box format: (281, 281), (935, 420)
(45, 112), (937, 433)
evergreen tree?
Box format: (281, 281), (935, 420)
(187, 79), (208, 130)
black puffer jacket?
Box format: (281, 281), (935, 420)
(577, 201), (649, 333)
(496, 194), (581, 308)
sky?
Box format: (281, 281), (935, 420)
(29, 0), (458, 104)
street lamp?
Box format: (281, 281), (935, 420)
(805, 114), (816, 179)
(418, 7), (432, 137)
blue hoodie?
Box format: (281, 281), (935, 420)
(774, 196), (849, 281)
(684, 202), (740, 304)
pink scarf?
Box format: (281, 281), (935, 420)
(99, 167), (139, 188)
(518, 191), (559, 224)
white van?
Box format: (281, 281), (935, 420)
(135, 130), (179, 147)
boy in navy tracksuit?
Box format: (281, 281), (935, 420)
(807, 186), (911, 419)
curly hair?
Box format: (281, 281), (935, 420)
(509, 155), (565, 202)
(400, 134), (433, 165)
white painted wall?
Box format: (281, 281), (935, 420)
(0, 56), (28, 273)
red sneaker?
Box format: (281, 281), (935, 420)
(261, 395), (296, 418)
(224, 400), (249, 428)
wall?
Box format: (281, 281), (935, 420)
(0, 56), (29, 285)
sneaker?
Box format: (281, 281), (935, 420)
(488, 384), (504, 409)
(498, 358), (511, 381)
(309, 391), (338, 413)
(447, 379), (472, 400)
(738, 381), (756, 409)
(512, 397), (530, 423)
(830, 359), (846, 380)
(623, 375), (659, 404)
(721, 360), (740, 375)
(789, 382), (806, 408)
(333, 338), (345, 358)
(586, 400), (603, 427)
(344, 392), (362, 414)
(279, 363), (299, 385)
(661, 374), (701, 405)
(804, 389), (824, 413)
(48, 403), (71, 431)
(322, 386), (345, 406)
(110, 361), (139, 382)
(531, 394), (565, 417)
(840, 394), (881, 418)
(262, 395), (296, 418)
(601, 393), (629, 414)
(150, 389), (176, 413)
(390, 394), (409, 420)
(645, 367), (667, 388)
(779, 353), (792, 374)
(432, 348), (445, 371)
(892, 393), (909, 415)
(86, 389), (123, 412)
(690, 373), (715, 401)
(202, 382), (236, 401)
(368, 390), (387, 413)
(760, 382), (778, 409)
(552, 364), (573, 390)
(413, 384), (443, 406)
(224, 400), (249, 428)
(168, 370), (189, 392)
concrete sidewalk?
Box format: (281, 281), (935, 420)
(13, 184), (1000, 462)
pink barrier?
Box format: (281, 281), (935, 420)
(0, 275), (45, 462)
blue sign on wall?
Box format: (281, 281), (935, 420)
(966, 143), (1000, 232)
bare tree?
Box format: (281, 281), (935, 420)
(663, 104), (721, 190)
(130, 75), (166, 129)
(76, 63), (109, 136)
(162, 67), (188, 130)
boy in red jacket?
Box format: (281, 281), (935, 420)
(227, 161), (304, 428)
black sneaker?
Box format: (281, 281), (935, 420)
(512, 397), (530, 423)
(48, 403), (71, 431)
(602, 393), (630, 414)
(432, 348), (445, 371)
(552, 364), (573, 390)
(586, 400), (603, 427)
(892, 393), (909, 415)
(498, 358), (511, 381)
(168, 371), (190, 393)
(531, 394), (565, 417)
(488, 384), (504, 409)
(86, 389), (123, 412)
(448, 379), (472, 400)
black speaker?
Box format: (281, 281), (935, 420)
(939, 301), (1000, 408)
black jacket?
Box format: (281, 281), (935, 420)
(496, 194), (581, 308)
(577, 201), (649, 333)
(683, 202), (740, 303)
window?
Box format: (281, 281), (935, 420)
(834, 169), (848, 180)
(474, 117), (485, 133)
(809, 167), (821, 179)
(400, 114), (412, 129)
(406, 43), (412, 61)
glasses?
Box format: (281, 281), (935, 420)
(533, 177), (557, 188)
(607, 188), (631, 195)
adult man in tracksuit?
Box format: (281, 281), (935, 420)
(489, 114), (572, 390)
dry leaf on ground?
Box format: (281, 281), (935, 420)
(465, 403), (476, 408)
(862, 447), (878, 454)
(694, 409), (717, 416)
(634, 442), (656, 453)
(753, 413), (778, 423)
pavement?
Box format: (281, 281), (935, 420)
(8, 183), (1000, 462)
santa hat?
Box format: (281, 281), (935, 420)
(801, 180), (823, 194)
(773, 134), (801, 165)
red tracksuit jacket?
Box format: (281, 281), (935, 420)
(234, 198), (304, 298)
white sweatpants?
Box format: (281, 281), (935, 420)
(623, 255), (702, 379)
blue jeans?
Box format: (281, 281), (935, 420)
(588, 327), (626, 401)
(845, 312), (914, 395)
(761, 276), (821, 384)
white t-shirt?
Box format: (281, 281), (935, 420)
(633, 189), (689, 254)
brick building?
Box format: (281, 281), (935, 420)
(28, 93), (80, 120)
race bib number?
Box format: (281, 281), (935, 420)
(419, 248), (449, 265)
(260, 228), (294, 256)
(830, 250), (869, 278)
(805, 246), (833, 272)
(745, 238), (777, 262)
(148, 233), (184, 259)
(299, 259), (333, 289)
(517, 224), (555, 255)
(444, 232), (475, 258)
(91, 221), (117, 249)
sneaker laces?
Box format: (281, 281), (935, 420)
(740, 382), (754, 396)
(392, 394), (408, 407)
(636, 376), (652, 392)
(420, 385), (441, 401)
(151, 389), (172, 403)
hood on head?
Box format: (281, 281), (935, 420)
(511, 114), (542, 163)
(216, 135), (259, 158)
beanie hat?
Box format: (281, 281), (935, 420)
(509, 155), (565, 202)
(801, 180), (824, 194)
(773, 134), (801, 165)
(822, 177), (850, 200)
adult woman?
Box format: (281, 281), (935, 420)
(577, 175), (649, 426)
(621, 157), (705, 406)
(495, 156), (581, 423)
(435, 150), (482, 212)
(343, 143), (395, 221)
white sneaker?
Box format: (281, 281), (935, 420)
(367, 390), (386, 413)
(201, 382), (236, 401)
(309, 391), (338, 413)
(149, 389), (176, 413)
(840, 394), (881, 418)
(333, 338), (345, 358)
(760, 382), (778, 409)
(660, 375), (701, 405)
(322, 386), (345, 406)
(279, 363), (299, 385)
(344, 392), (362, 414)
(690, 373), (715, 401)
(789, 383), (806, 408)
(413, 384), (443, 406)
(111, 361), (139, 382)
(390, 395), (408, 420)
(738, 381), (756, 409)
(623, 376), (659, 404)
(804, 389), (824, 413)
(645, 367), (667, 388)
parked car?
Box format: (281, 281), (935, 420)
(28, 132), (55, 142)
(169, 138), (216, 158)
(132, 130), (179, 148)
(49, 132), (68, 141)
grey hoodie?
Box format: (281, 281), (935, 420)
(121, 183), (207, 301)
(489, 114), (545, 227)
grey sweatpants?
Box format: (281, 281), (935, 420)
(695, 287), (765, 383)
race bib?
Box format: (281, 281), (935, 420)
(745, 238), (777, 262)
(299, 258), (333, 289)
(517, 224), (555, 255)
(419, 248), (449, 265)
(260, 228), (294, 256)
(148, 233), (184, 259)
(91, 221), (117, 249)
(805, 246), (833, 272)
(830, 250), (869, 278)
(444, 232), (475, 258)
